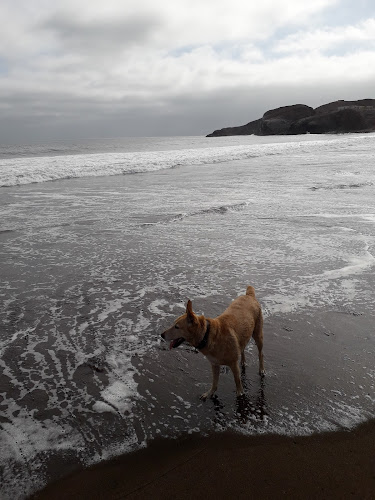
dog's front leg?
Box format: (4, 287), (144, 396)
(229, 362), (243, 397)
(200, 363), (220, 400)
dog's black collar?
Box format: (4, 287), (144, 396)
(196, 320), (210, 350)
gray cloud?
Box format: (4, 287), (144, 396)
(0, 1), (374, 144)
(39, 12), (162, 54)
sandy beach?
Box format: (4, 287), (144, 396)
(33, 419), (375, 499)
(1, 134), (375, 498)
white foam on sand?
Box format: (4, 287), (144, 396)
(93, 381), (133, 414)
(93, 352), (138, 415)
(148, 299), (169, 316)
(97, 297), (131, 323)
(322, 245), (375, 279)
(0, 412), (86, 499)
(0, 284), (152, 499)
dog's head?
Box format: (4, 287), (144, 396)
(161, 300), (203, 349)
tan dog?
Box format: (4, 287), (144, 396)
(161, 286), (264, 400)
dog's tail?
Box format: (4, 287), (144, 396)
(246, 286), (256, 297)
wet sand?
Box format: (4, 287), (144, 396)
(33, 419), (375, 499)
(31, 309), (375, 499)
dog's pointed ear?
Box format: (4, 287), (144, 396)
(186, 300), (196, 323)
(186, 299), (193, 316)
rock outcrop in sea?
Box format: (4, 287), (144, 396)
(207, 99), (375, 137)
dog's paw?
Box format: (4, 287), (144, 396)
(200, 390), (213, 401)
(259, 369), (266, 377)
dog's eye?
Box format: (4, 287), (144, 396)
(175, 324), (179, 329)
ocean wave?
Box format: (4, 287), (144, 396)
(310, 181), (374, 191)
(140, 202), (248, 226)
(1, 136), (368, 188)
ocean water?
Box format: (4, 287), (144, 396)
(1, 133), (375, 498)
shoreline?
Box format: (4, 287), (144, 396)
(32, 419), (375, 499)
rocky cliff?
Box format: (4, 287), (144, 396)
(207, 99), (375, 137)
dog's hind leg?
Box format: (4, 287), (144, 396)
(253, 310), (265, 376)
(241, 350), (246, 367)
(200, 364), (220, 401)
(229, 361), (243, 397)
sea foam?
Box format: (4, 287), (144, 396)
(0, 136), (368, 188)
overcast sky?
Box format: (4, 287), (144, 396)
(1, 0), (374, 143)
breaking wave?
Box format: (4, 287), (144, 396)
(1, 136), (369, 188)
(140, 202), (249, 227)
(310, 181), (374, 191)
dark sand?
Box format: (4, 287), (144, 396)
(33, 420), (375, 500)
